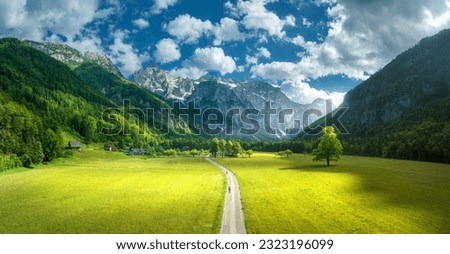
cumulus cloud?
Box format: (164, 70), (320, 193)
(108, 30), (149, 76)
(132, 18), (149, 30)
(65, 34), (104, 54)
(150, 0), (178, 15)
(154, 38), (181, 64)
(245, 47), (271, 66)
(165, 15), (246, 46)
(170, 67), (206, 80)
(232, 0), (296, 38)
(0, 0), (100, 41)
(213, 17), (246, 45)
(281, 79), (345, 106)
(250, 0), (450, 104)
(185, 47), (236, 75)
(171, 47), (236, 79)
(257, 47), (271, 59)
(251, 61), (301, 80)
(292, 0), (450, 80)
(164, 14), (213, 44)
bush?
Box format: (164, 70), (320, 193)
(0, 154), (22, 171)
(20, 154), (33, 168)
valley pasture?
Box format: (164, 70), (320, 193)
(0, 151), (225, 233)
(215, 153), (450, 233)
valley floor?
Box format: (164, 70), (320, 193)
(0, 151), (225, 233)
(215, 153), (450, 233)
(1, 151), (449, 234)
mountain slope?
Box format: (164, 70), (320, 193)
(0, 38), (165, 169)
(26, 40), (122, 77)
(131, 66), (195, 100)
(188, 79), (317, 140)
(132, 67), (328, 140)
(340, 29), (450, 130)
(303, 29), (450, 163)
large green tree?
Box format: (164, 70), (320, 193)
(210, 138), (220, 157)
(313, 126), (343, 166)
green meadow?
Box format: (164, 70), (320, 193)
(0, 151), (225, 233)
(1, 150), (450, 234)
(215, 153), (450, 234)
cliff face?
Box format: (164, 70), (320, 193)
(131, 66), (195, 101)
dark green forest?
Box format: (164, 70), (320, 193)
(0, 38), (168, 170)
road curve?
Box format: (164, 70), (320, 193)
(206, 157), (247, 234)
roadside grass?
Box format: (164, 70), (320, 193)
(0, 151), (225, 233)
(215, 153), (450, 233)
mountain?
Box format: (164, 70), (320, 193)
(303, 29), (450, 163)
(26, 41), (122, 77)
(0, 38), (174, 169)
(131, 66), (195, 100)
(132, 67), (328, 140)
(340, 29), (450, 130)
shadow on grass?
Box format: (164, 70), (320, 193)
(277, 157), (450, 232)
(279, 164), (342, 173)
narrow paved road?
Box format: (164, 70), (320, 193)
(206, 158), (247, 234)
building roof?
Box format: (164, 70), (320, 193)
(68, 140), (83, 148)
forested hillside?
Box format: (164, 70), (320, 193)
(301, 29), (450, 163)
(0, 38), (168, 170)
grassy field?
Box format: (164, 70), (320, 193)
(215, 153), (450, 234)
(0, 151), (225, 233)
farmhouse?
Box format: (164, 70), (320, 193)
(104, 143), (116, 152)
(67, 141), (83, 151)
(127, 148), (146, 156)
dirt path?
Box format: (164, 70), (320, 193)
(206, 158), (246, 234)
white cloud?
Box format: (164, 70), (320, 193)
(170, 67), (206, 80)
(132, 18), (149, 30)
(108, 30), (149, 76)
(164, 14), (213, 44)
(213, 17), (246, 45)
(281, 79), (345, 106)
(154, 38), (181, 64)
(0, 0), (101, 41)
(185, 47), (236, 75)
(289, 0), (450, 81)
(251, 0), (450, 104)
(244, 47), (271, 66)
(257, 47), (271, 58)
(234, 0), (296, 38)
(245, 55), (258, 66)
(423, 1), (450, 28)
(173, 47), (236, 79)
(150, 0), (178, 15)
(302, 17), (313, 28)
(65, 34), (104, 54)
(251, 61), (302, 80)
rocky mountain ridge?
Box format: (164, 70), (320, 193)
(26, 40), (122, 77)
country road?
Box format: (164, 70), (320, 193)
(206, 158), (247, 234)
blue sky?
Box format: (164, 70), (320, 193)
(1, 0), (450, 105)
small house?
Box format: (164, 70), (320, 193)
(126, 148), (145, 156)
(104, 142), (116, 152)
(67, 140), (83, 151)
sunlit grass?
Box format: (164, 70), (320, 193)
(215, 153), (450, 233)
(0, 151), (225, 233)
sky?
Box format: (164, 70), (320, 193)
(1, 0), (450, 105)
